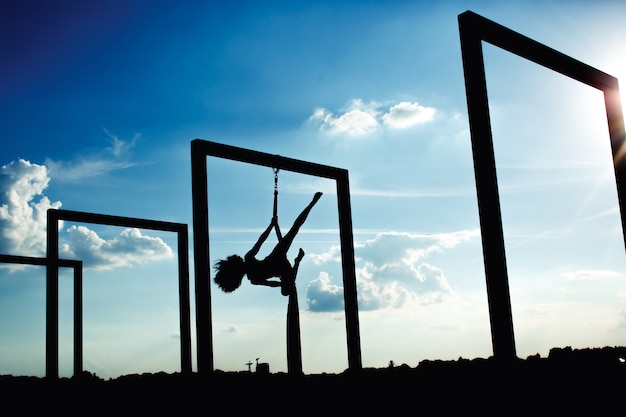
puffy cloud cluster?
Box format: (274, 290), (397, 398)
(0, 158), (173, 270)
(309, 99), (436, 137)
(382, 101), (437, 128)
(307, 271), (344, 312)
(61, 225), (173, 271)
(306, 230), (479, 312)
(0, 159), (61, 256)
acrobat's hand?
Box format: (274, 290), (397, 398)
(313, 191), (323, 203)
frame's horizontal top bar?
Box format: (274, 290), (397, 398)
(458, 10), (618, 91)
(192, 139), (348, 180)
(0, 254), (81, 267)
(48, 209), (187, 233)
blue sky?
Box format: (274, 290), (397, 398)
(1, 0), (626, 378)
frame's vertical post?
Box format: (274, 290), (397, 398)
(604, 85), (626, 250)
(46, 209), (60, 378)
(459, 12), (517, 361)
(178, 226), (193, 374)
(337, 170), (362, 370)
(191, 141), (213, 373)
(73, 262), (83, 376)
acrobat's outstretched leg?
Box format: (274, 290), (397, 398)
(276, 192), (322, 254)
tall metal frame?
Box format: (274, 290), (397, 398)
(458, 10), (626, 360)
(46, 209), (192, 378)
(191, 139), (362, 374)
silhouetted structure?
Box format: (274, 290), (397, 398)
(191, 139), (361, 375)
(0, 254), (83, 376)
(3, 346), (624, 414)
(46, 209), (191, 379)
(459, 10), (626, 361)
(255, 357), (270, 375)
(5, 10), (623, 381)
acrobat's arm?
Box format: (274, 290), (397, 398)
(247, 221), (274, 258)
(273, 215), (283, 242)
(257, 280), (282, 288)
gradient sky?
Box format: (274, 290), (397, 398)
(2, 0), (626, 379)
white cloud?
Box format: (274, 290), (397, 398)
(306, 271), (344, 312)
(60, 225), (174, 270)
(0, 159), (62, 256)
(308, 243), (342, 265)
(45, 130), (140, 183)
(105, 129), (139, 158)
(307, 229), (479, 311)
(309, 99), (437, 138)
(0, 158), (174, 270)
(309, 107), (379, 137)
(45, 158), (136, 183)
(561, 270), (621, 281)
(382, 101), (436, 129)
(222, 326), (238, 334)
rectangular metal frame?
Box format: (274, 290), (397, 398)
(46, 209), (192, 378)
(0, 254), (83, 376)
(191, 139), (362, 373)
(458, 10), (626, 360)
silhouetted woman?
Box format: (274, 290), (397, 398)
(214, 191), (322, 296)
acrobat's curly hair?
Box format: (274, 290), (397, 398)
(213, 255), (246, 293)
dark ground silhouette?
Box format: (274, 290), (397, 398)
(2, 345), (624, 414)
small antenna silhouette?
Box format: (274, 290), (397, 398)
(246, 360), (253, 372)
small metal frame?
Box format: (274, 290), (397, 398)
(0, 254), (83, 376)
(46, 209), (191, 378)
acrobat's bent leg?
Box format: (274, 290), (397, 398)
(281, 249), (304, 297)
(294, 248), (305, 264)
